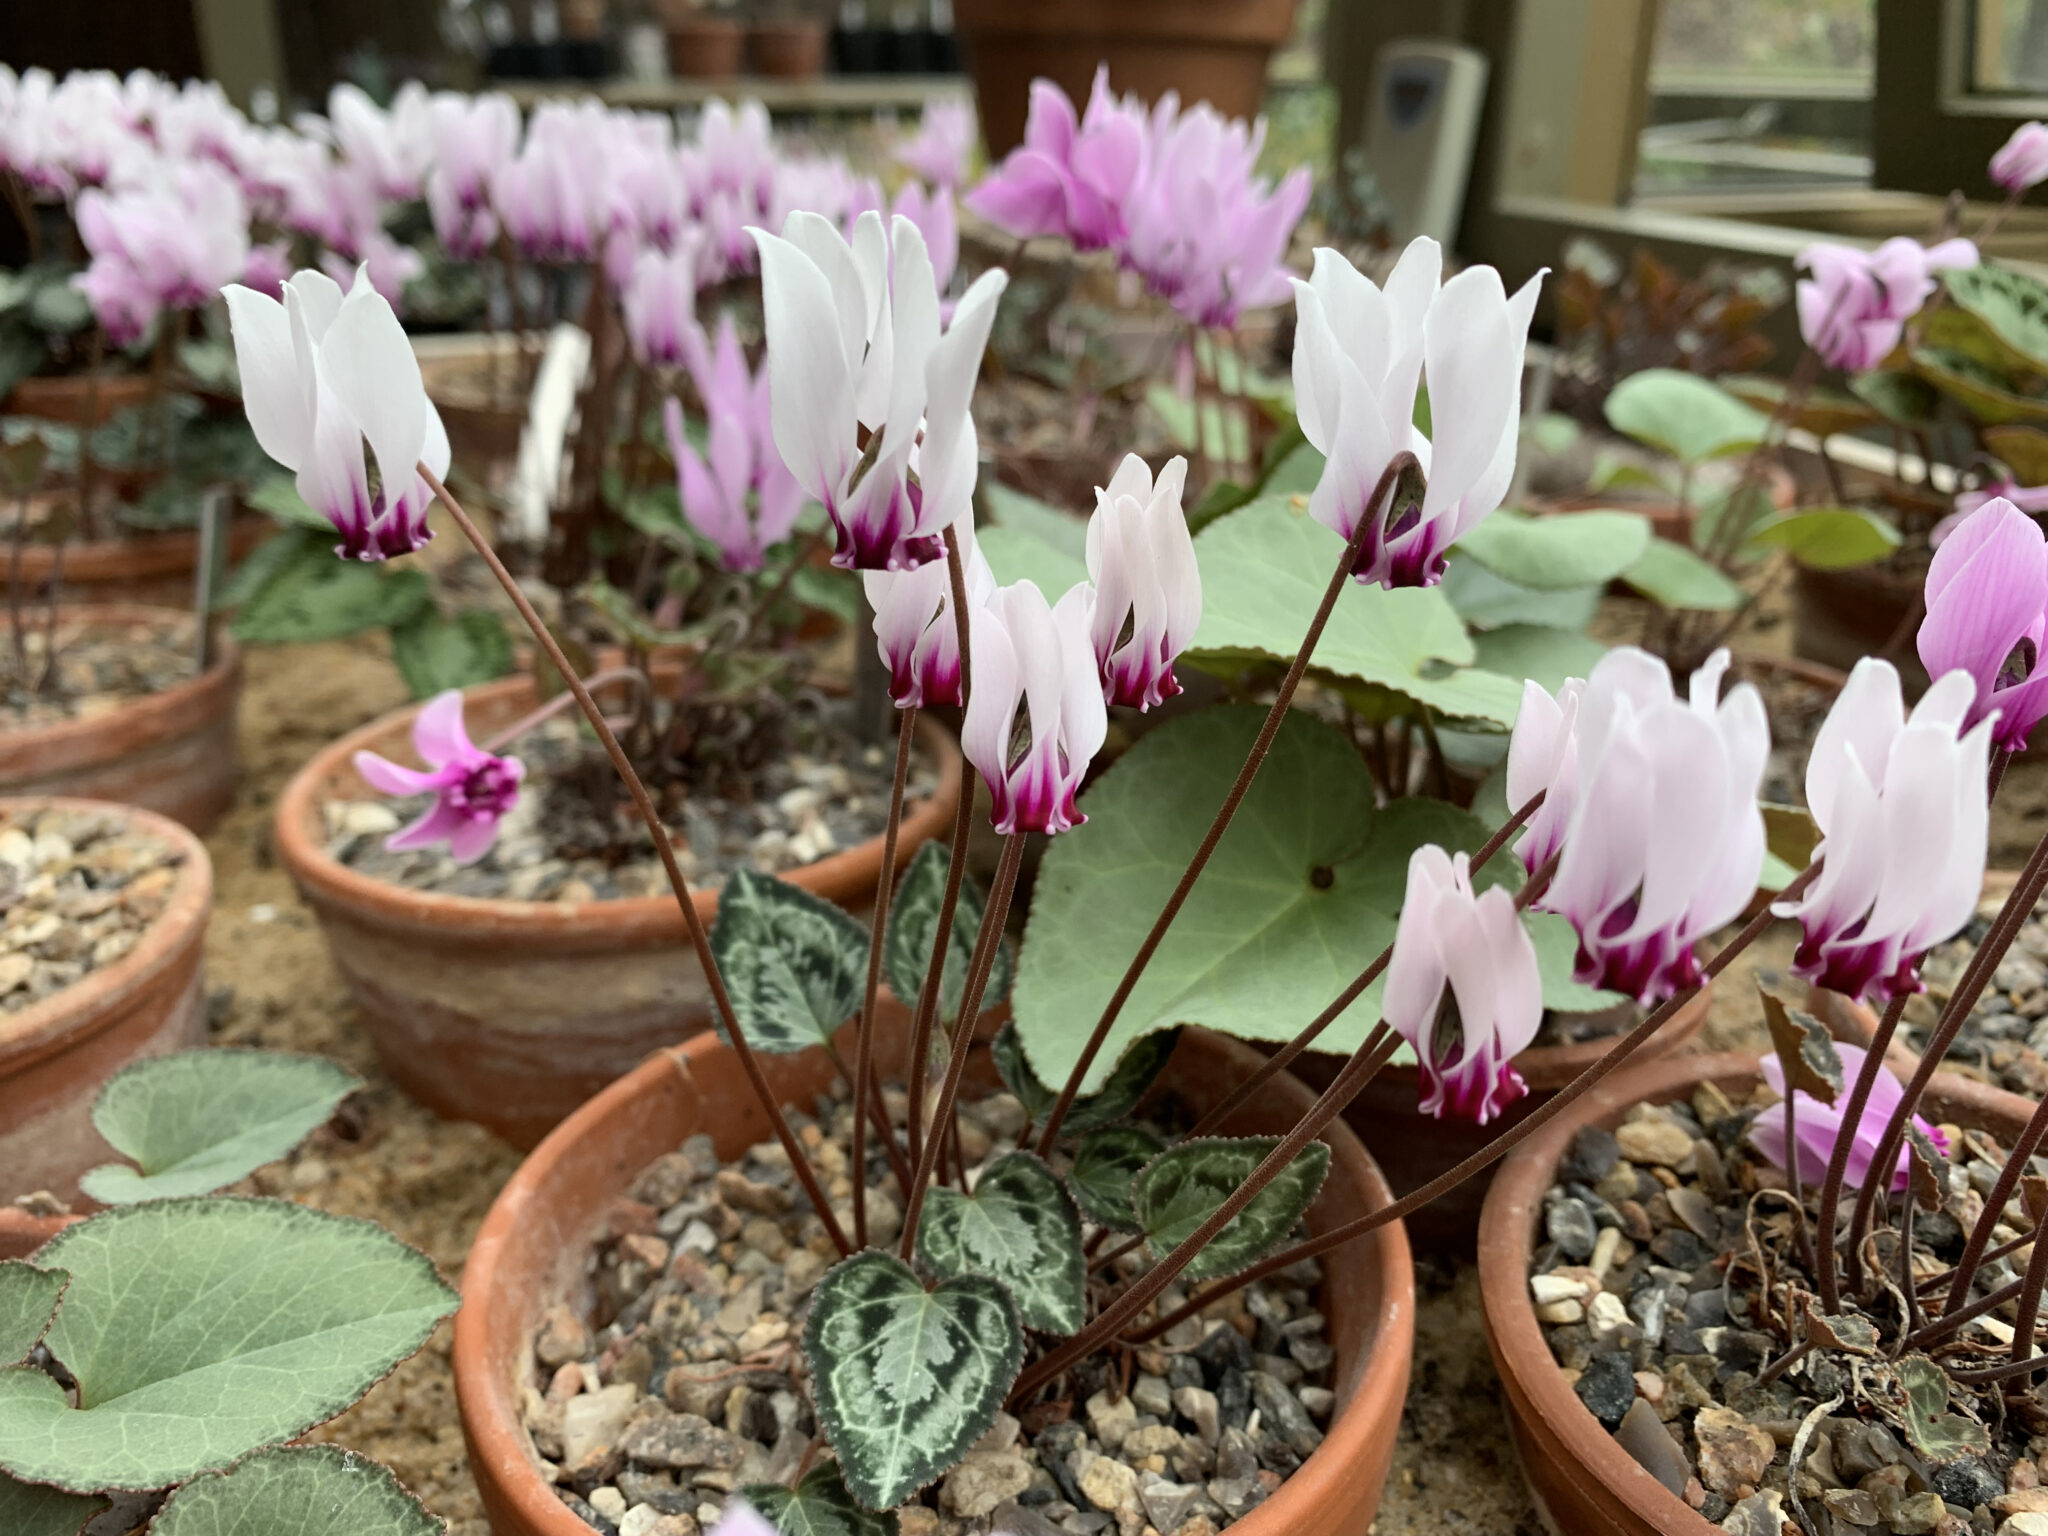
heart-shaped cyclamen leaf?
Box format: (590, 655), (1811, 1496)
(989, 1024), (1180, 1139)
(883, 842), (1010, 1024)
(0, 1470), (103, 1536)
(0, 1263), (66, 1364)
(712, 868), (871, 1053)
(79, 1050), (364, 1205)
(148, 1445), (442, 1536)
(0, 1199), (458, 1492)
(1068, 1127), (1166, 1232)
(1134, 1138), (1332, 1283)
(802, 1251), (1023, 1510)
(917, 1154), (1084, 1334)
(742, 1460), (897, 1536)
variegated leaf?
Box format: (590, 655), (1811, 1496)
(883, 843), (1010, 1023)
(1894, 1355), (1992, 1463)
(1068, 1127), (1165, 1232)
(918, 1154), (1084, 1334)
(990, 1024), (1180, 1140)
(0, 1471), (102, 1536)
(742, 1460), (896, 1536)
(1134, 1137), (1331, 1282)
(712, 868), (870, 1053)
(0, 1264), (66, 1365)
(801, 1252), (1022, 1510)
(990, 1023), (1055, 1122)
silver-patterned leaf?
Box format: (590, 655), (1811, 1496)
(990, 1023), (1055, 1123)
(0, 1263), (66, 1365)
(883, 843), (1011, 1023)
(801, 1252), (1023, 1510)
(1134, 1137), (1331, 1283)
(148, 1444), (442, 1535)
(918, 1154), (1084, 1334)
(1068, 1127), (1165, 1233)
(712, 868), (871, 1054)
(741, 1461), (896, 1536)
(0, 1471), (102, 1536)
(1894, 1355), (1992, 1463)
(990, 1025), (1180, 1141)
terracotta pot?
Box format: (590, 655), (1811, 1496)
(6, 515), (271, 608)
(955, 0), (1300, 157)
(1809, 980), (2044, 1131)
(1290, 986), (1713, 1255)
(455, 1021), (1415, 1536)
(0, 798), (212, 1207)
(0, 607), (242, 835)
(1478, 1052), (2012, 1536)
(5, 373), (154, 427)
(415, 334), (538, 467)
(275, 676), (965, 1149)
(662, 13), (745, 79)
(0, 1209), (74, 1261)
(751, 20), (828, 77)
(1790, 561), (1927, 686)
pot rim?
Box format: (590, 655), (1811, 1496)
(4, 515), (269, 581)
(274, 675), (964, 945)
(0, 605), (241, 776)
(454, 1023), (1415, 1536)
(0, 796), (212, 1080)
(1476, 1050), (2022, 1536)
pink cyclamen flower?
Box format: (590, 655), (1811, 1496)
(1292, 239), (1544, 589)
(962, 579), (1108, 836)
(1383, 844), (1544, 1125)
(1993, 121), (2048, 194)
(623, 243), (703, 371)
(425, 89), (519, 259)
(751, 209), (1007, 571)
(1505, 675), (1583, 876)
(897, 98), (976, 189)
(224, 265), (451, 561)
(863, 517), (997, 709)
(1749, 1040), (1950, 1193)
(1085, 454), (1200, 710)
(327, 81), (428, 203)
(353, 690), (524, 865)
(74, 159), (252, 343)
(1535, 648), (1769, 1005)
(1796, 237), (1978, 373)
(662, 315), (805, 573)
(1918, 495), (2048, 753)
(707, 1506), (782, 1536)
(965, 66), (1146, 251)
(1776, 659), (1992, 1002)
(892, 180), (959, 307)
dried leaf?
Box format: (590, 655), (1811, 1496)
(1905, 1123), (1950, 1214)
(1760, 985), (1843, 1105)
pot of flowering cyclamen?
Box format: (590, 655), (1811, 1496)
(1476, 1051), (2003, 1536)
(0, 604), (242, 834)
(274, 675), (964, 1149)
(453, 1016), (1415, 1536)
(0, 797), (212, 1209)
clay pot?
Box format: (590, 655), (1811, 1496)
(275, 676), (965, 1149)
(0, 798), (212, 1207)
(454, 1020), (1415, 1536)
(0, 607), (242, 835)
(5, 373), (154, 427)
(1478, 1052), (2008, 1536)
(0, 1210), (73, 1260)
(1809, 980), (2043, 1130)
(6, 515), (271, 608)
(1790, 561), (1927, 686)
(415, 334), (535, 467)
(661, 11), (745, 78)
(955, 0), (1300, 157)
(1290, 987), (1713, 1255)
(751, 20), (828, 77)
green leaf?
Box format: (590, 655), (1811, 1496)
(988, 1023), (1180, 1138)
(984, 482), (1089, 559)
(579, 576), (707, 652)
(27, 282), (91, 335)
(1911, 346), (2048, 428)
(1743, 508), (1901, 570)
(1187, 497), (1524, 725)
(1527, 912), (1626, 1014)
(1620, 538), (1747, 612)
(214, 527), (317, 612)
(1260, 442), (1325, 498)
(990, 1022), (1055, 1124)
(1604, 369), (1767, 464)
(1721, 374), (1876, 438)
(1013, 707), (1394, 1094)
(388, 608), (514, 701)
(1439, 558), (1603, 632)
(790, 565), (859, 625)
(1942, 262), (2048, 374)
(244, 475), (336, 533)
(0, 1264), (66, 1364)
(1764, 802), (1820, 875)
(1068, 1126), (1165, 1231)
(917, 1154), (1084, 1334)
(743, 1462), (896, 1536)
(1186, 477), (1254, 535)
(801, 1251), (1023, 1510)
(77, 1050), (363, 1205)
(882, 843), (1010, 1025)
(1985, 424), (2048, 485)
(1690, 479), (1777, 558)
(0, 1472), (102, 1536)
(149, 1445), (442, 1536)
(1468, 624), (1608, 695)
(1893, 1355), (1992, 1464)
(0, 1199), (457, 1492)
(1849, 369), (1941, 427)
(231, 543), (432, 645)
(711, 869), (871, 1054)
(1452, 509), (1651, 591)
(976, 525), (1090, 601)
(1133, 1137), (1330, 1282)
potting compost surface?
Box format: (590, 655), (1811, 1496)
(0, 802), (180, 1016)
(4, 612), (200, 727)
(147, 619), (1933, 1535)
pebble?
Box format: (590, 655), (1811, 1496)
(1546, 1198), (1598, 1261)
(2003, 1516), (2048, 1536)
(0, 806), (180, 1014)
(1574, 1351), (1635, 1429)
(1693, 1407), (1774, 1500)
(1615, 1117), (1696, 1169)
(1086, 1391), (1138, 1454)
(1614, 1398), (1688, 1494)
(1078, 1455), (1140, 1513)
(1561, 1126), (1620, 1185)
(941, 1450), (1033, 1517)
(1665, 1185), (1718, 1242)
(1173, 1386), (1221, 1447)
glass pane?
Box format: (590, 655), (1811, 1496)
(1974, 0), (2048, 93)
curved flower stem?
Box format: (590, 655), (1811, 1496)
(1903, 1274), (2025, 1353)
(1977, 186), (2027, 247)
(1814, 988), (1911, 1313)
(899, 830), (1028, 1261)
(1918, 1220), (2045, 1295)
(481, 665), (651, 752)
(905, 527), (977, 1170)
(1181, 791), (1546, 1143)
(1126, 861), (1823, 1345)
(1944, 1090), (2048, 1319)
(820, 1043), (912, 1196)
(852, 704), (918, 1247)
(2009, 1205), (2048, 1370)
(1034, 453), (1419, 1155)
(420, 464), (852, 1257)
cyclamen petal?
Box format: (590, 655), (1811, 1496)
(961, 580), (1107, 836)
(1797, 237), (1978, 373)
(1993, 121), (2048, 194)
(352, 690), (524, 867)
(1084, 454), (1200, 710)
(862, 519), (996, 709)
(1749, 1041), (1950, 1193)
(1917, 495), (2048, 752)
(660, 320), (802, 574)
